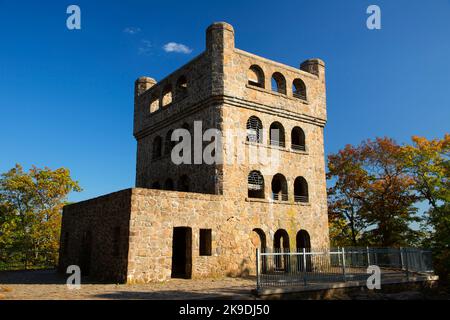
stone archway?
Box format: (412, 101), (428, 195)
(296, 230), (312, 272)
(252, 228), (267, 273)
(273, 229), (290, 271)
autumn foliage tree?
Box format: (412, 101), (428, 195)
(327, 144), (367, 246)
(402, 134), (450, 282)
(0, 164), (81, 269)
(328, 133), (450, 281)
(327, 137), (421, 247)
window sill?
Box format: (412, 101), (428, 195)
(245, 84), (309, 104)
(148, 95), (189, 116)
(244, 141), (309, 155)
(245, 197), (311, 206)
(290, 148), (309, 155)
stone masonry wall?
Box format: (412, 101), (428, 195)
(127, 188), (329, 283)
(58, 189), (132, 282)
(60, 187), (329, 284)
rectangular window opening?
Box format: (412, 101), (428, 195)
(199, 229), (212, 256)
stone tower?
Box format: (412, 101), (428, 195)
(134, 22), (327, 202)
(59, 22), (329, 283)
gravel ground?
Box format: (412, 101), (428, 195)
(1, 269), (448, 300)
(0, 269), (257, 300)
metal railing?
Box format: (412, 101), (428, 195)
(293, 92), (307, 100)
(256, 247), (434, 289)
(294, 195), (309, 203)
(246, 134), (262, 144)
(291, 144), (306, 152)
(269, 140), (286, 148)
(272, 193), (289, 201)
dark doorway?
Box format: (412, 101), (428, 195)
(296, 230), (312, 272)
(80, 230), (92, 276)
(273, 229), (290, 271)
(171, 227), (192, 279)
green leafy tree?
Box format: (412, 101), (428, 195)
(0, 164), (81, 269)
(402, 134), (450, 282)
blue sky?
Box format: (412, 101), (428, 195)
(0, 0), (449, 202)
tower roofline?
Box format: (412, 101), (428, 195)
(136, 22), (324, 92)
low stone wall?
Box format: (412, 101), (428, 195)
(58, 189), (132, 282)
(59, 187), (329, 284)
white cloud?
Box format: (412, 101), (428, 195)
(123, 27), (141, 35)
(138, 40), (153, 55)
(163, 42), (193, 54)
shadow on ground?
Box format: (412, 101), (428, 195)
(0, 269), (105, 285)
(94, 288), (255, 300)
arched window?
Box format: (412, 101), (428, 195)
(164, 130), (176, 155)
(164, 178), (174, 191)
(294, 177), (309, 203)
(248, 65), (265, 88)
(274, 229), (290, 271)
(271, 72), (286, 94)
(151, 181), (161, 189)
(176, 76), (188, 99)
(296, 230), (312, 271)
(161, 84), (173, 107)
(271, 174), (288, 201)
(296, 230), (311, 249)
(150, 95), (159, 113)
(252, 228), (266, 252)
(248, 170), (264, 199)
(152, 136), (162, 159)
(178, 175), (190, 192)
(269, 122), (285, 147)
(252, 228), (267, 272)
(292, 78), (307, 100)
(291, 127), (306, 151)
(246, 116), (263, 143)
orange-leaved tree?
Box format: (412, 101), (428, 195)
(327, 137), (422, 247)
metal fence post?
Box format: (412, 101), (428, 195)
(341, 247), (346, 282)
(256, 248), (260, 290)
(303, 248), (307, 286)
(337, 246), (341, 266)
(419, 250), (424, 272)
(399, 247), (404, 270)
(404, 248), (409, 281)
(366, 246), (370, 266)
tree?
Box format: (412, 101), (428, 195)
(327, 144), (368, 246)
(402, 134), (450, 282)
(0, 164), (81, 269)
(402, 134), (449, 226)
(327, 137), (421, 247)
